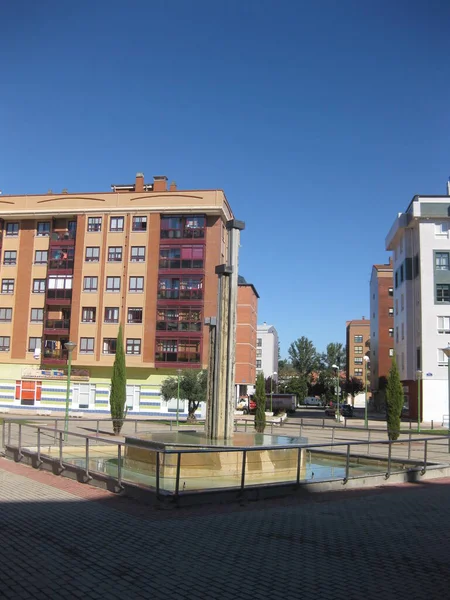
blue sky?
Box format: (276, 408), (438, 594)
(1, 1), (450, 357)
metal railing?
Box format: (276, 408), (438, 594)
(45, 319), (70, 330)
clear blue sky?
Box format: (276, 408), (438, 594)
(1, 1), (449, 358)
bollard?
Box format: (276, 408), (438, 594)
(331, 428), (335, 445)
(431, 420), (434, 430)
(409, 420), (412, 430)
(96, 420), (100, 436)
(135, 420), (138, 433)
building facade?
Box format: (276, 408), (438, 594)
(386, 191), (450, 421)
(235, 277), (259, 400)
(345, 319), (370, 384)
(256, 323), (279, 381)
(0, 173), (241, 415)
(369, 258), (394, 399)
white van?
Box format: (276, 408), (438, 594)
(304, 397), (322, 406)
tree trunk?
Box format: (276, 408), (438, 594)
(113, 419), (124, 435)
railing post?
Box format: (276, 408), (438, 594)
(367, 429), (371, 455)
(409, 420), (412, 430)
(240, 450), (247, 494)
(17, 423), (22, 460)
(344, 417), (347, 428)
(431, 420), (434, 430)
(7, 422), (11, 446)
(422, 440), (428, 474)
(156, 451), (160, 499)
(170, 420), (173, 431)
(96, 420), (100, 436)
(344, 444), (350, 483)
(175, 452), (181, 497)
(271, 422), (273, 435)
(386, 441), (392, 478)
(135, 420), (138, 433)
(245, 420), (247, 433)
(408, 433), (412, 460)
(1, 420), (5, 453)
(54, 419), (57, 443)
(59, 431), (63, 470)
(322, 418), (325, 428)
(37, 427), (42, 466)
(85, 438), (91, 480)
(296, 447), (302, 486)
(331, 428), (335, 445)
(117, 444), (123, 489)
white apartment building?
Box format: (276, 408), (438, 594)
(256, 322), (279, 381)
(386, 190), (450, 422)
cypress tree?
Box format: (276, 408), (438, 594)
(110, 324), (127, 435)
(386, 355), (404, 441)
(254, 372), (266, 433)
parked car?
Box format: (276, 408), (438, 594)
(340, 404), (354, 417)
(304, 396), (322, 406)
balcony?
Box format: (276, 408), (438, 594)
(50, 231), (76, 244)
(42, 348), (68, 365)
(46, 289), (73, 304)
(44, 319), (70, 334)
(48, 258), (74, 272)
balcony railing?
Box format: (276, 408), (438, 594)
(50, 231), (76, 242)
(45, 319), (70, 331)
(48, 259), (74, 271)
(42, 348), (68, 363)
(46, 289), (73, 301)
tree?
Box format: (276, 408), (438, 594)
(254, 372), (266, 433)
(386, 356), (404, 440)
(109, 324), (127, 435)
(160, 369), (207, 422)
(288, 337), (319, 379)
(320, 342), (346, 372)
(342, 377), (365, 405)
(279, 376), (308, 405)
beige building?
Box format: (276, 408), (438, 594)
(346, 318), (370, 383)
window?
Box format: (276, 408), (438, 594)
(37, 222), (50, 236)
(388, 307), (394, 316)
(155, 339), (201, 363)
(160, 215), (206, 239)
(414, 254), (420, 278)
(437, 284), (450, 303)
(388, 287), (394, 297)
(156, 308), (202, 332)
(438, 349), (449, 367)
(0, 336), (10, 351)
(85, 247), (100, 262)
(28, 337), (41, 352)
(47, 275), (72, 300)
(257, 338), (262, 347)
(83, 276), (98, 292)
(6, 223), (19, 237)
(159, 245), (205, 269)
(256, 349), (262, 357)
(103, 338), (117, 354)
(30, 308), (44, 322)
(395, 300), (398, 315)
(396, 327), (399, 342)
(129, 276), (144, 292)
(401, 294), (404, 311)
(108, 247), (122, 262)
(104, 307), (119, 323)
(354, 335), (363, 343)
(389, 328), (394, 337)
(417, 346), (421, 370)
(354, 357), (363, 365)
(87, 217), (102, 232)
(395, 271), (398, 289)
(34, 250), (48, 264)
(400, 264), (404, 283)
(106, 277), (121, 292)
(110, 216), (124, 232)
(33, 279), (46, 294)
(354, 368), (363, 376)
(132, 216), (147, 231)
(81, 307), (96, 323)
(0, 308), (12, 322)
(130, 246), (145, 262)
(157, 277), (202, 300)
(2, 279), (14, 294)
(3, 251), (17, 265)
(389, 348), (394, 357)
(127, 308), (142, 324)
(435, 222), (449, 237)
(438, 316), (450, 334)
(79, 338), (94, 354)
(354, 346), (363, 354)
(401, 323), (404, 340)
(126, 338), (141, 355)
(256, 360), (262, 369)
(436, 252), (450, 270)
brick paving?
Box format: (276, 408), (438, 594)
(1, 458), (450, 599)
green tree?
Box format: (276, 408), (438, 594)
(386, 356), (404, 440)
(279, 376), (308, 405)
(160, 369), (207, 422)
(320, 342), (346, 371)
(342, 377), (365, 406)
(254, 372), (266, 433)
(109, 324), (127, 435)
(288, 337), (319, 379)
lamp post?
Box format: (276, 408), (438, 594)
(416, 370), (422, 433)
(64, 341), (77, 442)
(363, 356), (370, 429)
(270, 371), (277, 414)
(441, 345), (450, 449)
(332, 364), (340, 423)
(176, 369), (182, 428)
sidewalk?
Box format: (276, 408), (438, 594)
(1, 458), (450, 599)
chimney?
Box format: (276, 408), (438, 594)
(153, 175), (168, 192)
(169, 181), (177, 191)
(135, 172), (144, 193)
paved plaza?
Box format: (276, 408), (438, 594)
(1, 457), (450, 599)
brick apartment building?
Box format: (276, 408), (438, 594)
(0, 173), (251, 415)
(235, 276), (259, 399)
(369, 258), (394, 402)
(346, 318), (370, 385)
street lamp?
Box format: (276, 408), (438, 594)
(416, 370), (422, 433)
(64, 341), (77, 442)
(176, 369), (182, 428)
(363, 356), (370, 429)
(332, 364), (340, 423)
(270, 371), (277, 413)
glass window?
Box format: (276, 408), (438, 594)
(389, 348), (394, 357)
(1, 279), (14, 294)
(354, 346), (363, 354)
(354, 357), (363, 365)
(156, 308), (202, 332)
(129, 276), (144, 292)
(108, 247), (122, 262)
(85, 247), (100, 262)
(37, 222), (50, 236)
(389, 328), (394, 337)
(28, 337), (41, 352)
(436, 252), (450, 270)
(110, 216), (124, 232)
(80, 338), (95, 353)
(155, 338), (201, 363)
(6, 223), (19, 237)
(401, 294), (404, 311)
(256, 360), (262, 368)
(128, 308), (142, 324)
(33, 279), (46, 294)
(0, 336), (10, 351)
(87, 217), (102, 232)
(106, 277), (121, 292)
(126, 338), (141, 355)
(83, 276), (98, 292)
(3, 251), (17, 265)
(354, 368), (363, 376)
(395, 299), (398, 315)
(354, 335), (363, 343)
(34, 250), (48, 264)
(103, 338), (117, 354)
(435, 222), (449, 237)
(132, 216), (147, 231)
(401, 323), (404, 340)
(388, 287), (394, 297)
(104, 307), (119, 323)
(257, 338), (262, 347)
(81, 307), (96, 323)
(0, 308), (12, 322)
(160, 215), (206, 239)
(130, 246), (145, 262)
(437, 284), (450, 303)
(388, 307), (394, 316)
(396, 327), (399, 342)
(30, 308), (44, 322)
(438, 349), (449, 366)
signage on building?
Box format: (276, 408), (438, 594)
(22, 368), (90, 382)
